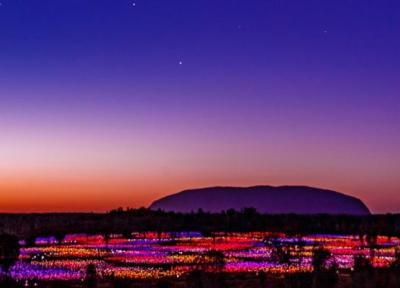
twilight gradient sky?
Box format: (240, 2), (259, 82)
(0, 0), (399, 213)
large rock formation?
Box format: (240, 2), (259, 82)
(150, 186), (370, 215)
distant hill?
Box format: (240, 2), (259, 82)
(150, 186), (370, 215)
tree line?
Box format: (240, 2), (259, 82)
(0, 207), (399, 240)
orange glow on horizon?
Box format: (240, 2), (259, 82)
(1, 170), (397, 213)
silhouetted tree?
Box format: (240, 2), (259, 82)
(311, 246), (338, 288)
(366, 233), (378, 261)
(0, 234), (20, 277)
(268, 238), (292, 265)
(206, 250), (225, 274)
(85, 264), (97, 288)
(387, 247), (400, 287)
(352, 254), (374, 288)
(25, 235), (36, 247)
(312, 246), (331, 273)
(54, 231), (65, 245)
(391, 247), (400, 268)
(103, 233), (110, 247)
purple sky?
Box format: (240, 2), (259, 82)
(0, 0), (399, 213)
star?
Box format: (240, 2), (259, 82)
(178, 61), (183, 65)
(132, 2), (136, 7)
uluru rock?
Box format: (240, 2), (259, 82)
(150, 186), (370, 215)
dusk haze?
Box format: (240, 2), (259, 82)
(1, 1), (400, 287)
(1, 0), (399, 214)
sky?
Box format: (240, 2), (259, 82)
(0, 0), (399, 213)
